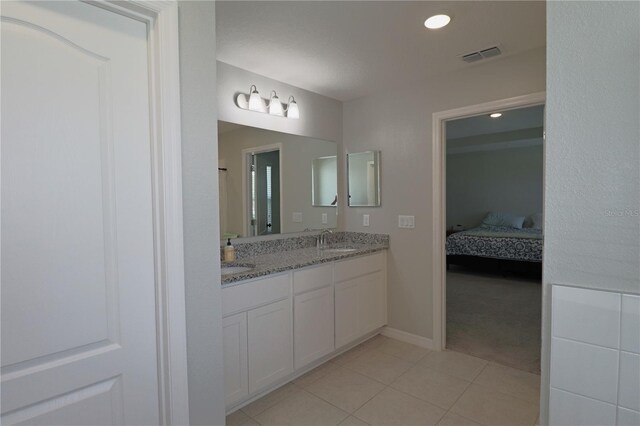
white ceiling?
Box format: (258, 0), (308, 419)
(216, 1), (546, 102)
(446, 104), (544, 140)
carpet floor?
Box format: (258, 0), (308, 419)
(446, 267), (542, 374)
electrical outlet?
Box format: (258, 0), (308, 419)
(292, 212), (303, 223)
(321, 213), (328, 224)
(363, 214), (370, 227)
(398, 215), (415, 228)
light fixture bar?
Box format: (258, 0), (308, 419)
(235, 85), (299, 119)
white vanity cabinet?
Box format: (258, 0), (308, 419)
(334, 252), (387, 348)
(293, 264), (334, 369)
(222, 250), (387, 411)
(222, 273), (293, 406)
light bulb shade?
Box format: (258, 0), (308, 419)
(268, 91), (284, 116)
(286, 97), (299, 119)
(248, 85), (264, 112)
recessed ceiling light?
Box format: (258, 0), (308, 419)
(424, 14), (451, 29)
(489, 112), (502, 118)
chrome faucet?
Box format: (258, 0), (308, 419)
(317, 229), (333, 248)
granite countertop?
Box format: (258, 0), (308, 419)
(221, 241), (388, 285)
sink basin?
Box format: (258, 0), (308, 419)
(221, 265), (254, 275)
(322, 248), (358, 254)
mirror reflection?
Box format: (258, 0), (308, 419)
(218, 121), (337, 238)
(347, 151), (381, 207)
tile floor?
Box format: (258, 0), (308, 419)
(226, 335), (541, 426)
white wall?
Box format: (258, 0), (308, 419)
(178, 2), (225, 425)
(544, 2), (639, 424)
(218, 126), (338, 236)
(446, 145), (543, 229)
(343, 46), (546, 340)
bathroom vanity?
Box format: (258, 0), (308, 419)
(221, 233), (388, 411)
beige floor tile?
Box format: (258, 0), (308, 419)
(241, 383), (299, 417)
(306, 366), (385, 413)
(293, 361), (340, 388)
(375, 338), (431, 363)
(418, 351), (488, 381)
(226, 410), (259, 426)
(436, 412), (480, 426)
(254, 390), (349, 426)
(333, 344), (373, 366)
(473, 363), (541, 403)
(450, 383), (539, 426)
(354, 387), (446, 426)
(339, 415), (370, 425)
(390, 364), (471, 409)
(344, 349), (413, 384)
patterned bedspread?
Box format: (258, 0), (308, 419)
(446, 225), (543, 262)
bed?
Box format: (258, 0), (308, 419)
(446, 224), (543, 275)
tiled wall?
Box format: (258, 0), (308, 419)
(550, 285), (640, 426)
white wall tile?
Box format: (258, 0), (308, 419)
(552, 285), (621, 348)
(549, 388), (616, 426)
(618, 351), (640, 411)
(621, 295), (640, 354)
(551, 337), (619, 403)
(617, 407), (640, 426)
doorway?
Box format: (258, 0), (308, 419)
(245, 146), (282, 236)
(432, 93), (546, 366)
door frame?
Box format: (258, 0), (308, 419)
(83, 1), (189, 425)
(241, 143), (284, 237)
(431, 91), (546, 351)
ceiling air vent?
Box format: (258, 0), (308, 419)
(462, 46), (502, 63)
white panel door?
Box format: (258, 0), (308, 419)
(1, 2), (159, 424)
(247, 299), (293, 393)
(335, 279), (360, 348)
(294, 286), (335, 369)
(223, 313), (249, 408)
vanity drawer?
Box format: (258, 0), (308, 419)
(334, 252), (384, 283)
(223, 273), (290, 316)
(293, 264), (333, 294)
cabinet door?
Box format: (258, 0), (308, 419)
(335, 279), (360, 348)
(223, 312), (248, 407)
(248, 299), (293, 393)
(294, 286), (334, 369)
(358, 271), (386, 335)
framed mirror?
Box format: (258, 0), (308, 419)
(347, 150), (381, 207)
(218, 121), (337, 238)
(312, 156), (338, 207)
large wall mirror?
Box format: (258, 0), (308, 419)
(218, 121), (338, 238)
(347, 151), (381, 207)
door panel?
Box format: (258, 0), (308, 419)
(223, 313), (249, 407)
(247, 299), (293, 393)
(1, 2), (159, 424)
(294, 286), (335, 369)
(335, 280), (360, 348)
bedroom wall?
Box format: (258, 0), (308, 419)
(543, 1), (639, 424)
(342, 46), (546, 340)
(446, 144), (543, 229)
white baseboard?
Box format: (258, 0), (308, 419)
(381, 326), (437, 350)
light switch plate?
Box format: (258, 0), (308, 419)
(321, 213), (328, 224)
(363, 214), (370, 227)
(398, 215), (415, 228)
(292, 212), (303, 223)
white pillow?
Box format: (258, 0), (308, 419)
(529, 213), (543, 230)
(482, 212), (526, 229)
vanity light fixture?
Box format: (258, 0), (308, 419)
(489, 112), (503, 118)
(268, 91), (284, 116)
(248, 85), (265, 112)
(236, 86), (299, 119)
(285, 96), (299, 119)
(424, 14), (451, 29)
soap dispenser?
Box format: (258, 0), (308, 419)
(223, 238), (236, 262)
